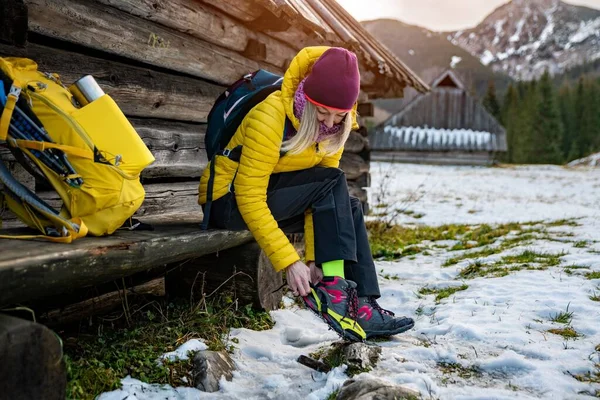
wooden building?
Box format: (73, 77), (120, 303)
(371, 70), (507, 166)
(0, 0), (428, 226)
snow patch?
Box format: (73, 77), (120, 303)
(481, 49), (495, 65)
(159, 339), (207, 363)
(450, 56), (462, 68)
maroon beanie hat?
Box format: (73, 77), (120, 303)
(303, 47), (360, 112)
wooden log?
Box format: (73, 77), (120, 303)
(198, 0), (264, 22)
(344, 131), (367, 153)
(95, 0), (297, 69)
(0, 222), (253, 306)
(0, 0), (28, 46)
(134, 119), (208, 179)
(340, 152), (369, 180)
(135, 181), (200, 220)
(0, 42), (223, 123)
(24, 0), (282, 85)
(40, 278), (165, 326)
(348, 181), (367, 205)
(165, 241), (283, 311)
(297, 355), (331, 373)
(353, 172), (371, 189)
(0, 314), (66, 400)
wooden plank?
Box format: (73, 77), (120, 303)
(0, 314), (65, 400)
(24, 0), (282, 85)
(133, 119), (208, 179)
(0, 42), (223, 123)
(95, 0), (297, 69)
(0, 223), (254, 306)
(0, 0), (28, 46)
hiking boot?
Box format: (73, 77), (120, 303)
(303, 277), (366, 341)
(356, 297), (414, 338)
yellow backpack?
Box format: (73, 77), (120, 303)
(0, 57), (154, 242)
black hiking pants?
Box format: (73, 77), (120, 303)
(207, 167), (380, 298)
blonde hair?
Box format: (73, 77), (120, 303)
(281, 101), (354, 156)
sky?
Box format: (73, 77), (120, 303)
(337, 0), (600, 31)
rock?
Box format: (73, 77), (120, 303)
(342, 342), (381, 373)
(192, 350), (235, 392)
(336, 377), (420, 400)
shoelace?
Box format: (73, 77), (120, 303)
(369, 298), (395, 317)
(346, 286), (359, 319)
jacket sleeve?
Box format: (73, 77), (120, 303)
(318, 146), (344, 168)
(234, 100), (300, 272)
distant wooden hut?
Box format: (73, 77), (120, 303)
(370, 70), (507, 166)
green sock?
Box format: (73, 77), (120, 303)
(321, 260), (345, 278)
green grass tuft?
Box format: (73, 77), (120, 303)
(418, 284), (468, 303)
(585, 271), (600, 280)
(549, 304), (574, 324)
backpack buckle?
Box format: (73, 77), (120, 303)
(222, 148), (231, 157)
(9, 84), (21, 98)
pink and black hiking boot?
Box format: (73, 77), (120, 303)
(303, 277), (366, 341)
(356, 297), (414, 339)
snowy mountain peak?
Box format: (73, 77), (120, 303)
(449, 0), (600, 80)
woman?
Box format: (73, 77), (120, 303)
(199, 46), (414, 341)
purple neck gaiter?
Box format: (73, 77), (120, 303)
(293, 78), (343, 143)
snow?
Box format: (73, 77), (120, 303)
(568, 152), (600, 167)
(481, 50), (495, 65)
(384, 126), (494, 151)
(159, 339), (208, 363)
(99, 163), (600, 399)
(569, 17), (600, 45)
(494, 19), (507, 45)
(450, 56), (462, 68)
(510, 18), (526, 43)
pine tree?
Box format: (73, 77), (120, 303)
(533, 71), (564, 164)
(483, 80), (502, 123)
(557, 84), (576, 162)
(501, 84), (519, 162)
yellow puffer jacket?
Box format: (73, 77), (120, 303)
(198, 46), (359, 272)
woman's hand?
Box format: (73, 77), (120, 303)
(308, 261), (323, 285)
(285, 261), (311, 297)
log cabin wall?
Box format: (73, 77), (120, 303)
(0, 0), (428, 227)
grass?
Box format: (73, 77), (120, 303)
(574, 241), (589, 248)
(590, 289), (600, 302)
(368, 221), (537, 261)
(455, 250), (566, 279)
(572, 344), (600, 386)
(549, 304), (574, 325)
(547, 327), (581, 339)
(585, 271), (600, 280)
(64, 294), (273, 399)
(438, 362), (482, 379)
(418, 284), (469, 303)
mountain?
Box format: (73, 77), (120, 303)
(362, 19), (512, 98)
(448, 0), (600, 80)
(362, 19), (512, 121)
